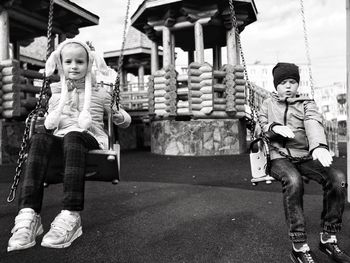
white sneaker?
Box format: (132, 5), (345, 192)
(41, 210), (82, 248)
(7, 208), (44, 252)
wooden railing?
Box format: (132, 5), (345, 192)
(119, 90), (148, 110)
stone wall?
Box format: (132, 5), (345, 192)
(0, 120), (25, 164)
(151, 119), (247, 156)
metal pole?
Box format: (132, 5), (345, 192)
(346, 0), (350, 202)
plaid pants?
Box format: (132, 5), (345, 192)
(18, 131), (99, 213)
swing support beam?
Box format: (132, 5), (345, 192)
(346, 0), (350, 202)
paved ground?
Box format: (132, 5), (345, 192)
(0, 149), (349, 263)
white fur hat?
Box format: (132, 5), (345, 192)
(44, 39), (109, 130)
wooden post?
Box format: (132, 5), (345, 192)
(121, 69), (128, 91)
(162, 26), (172, 68)
(226, 27), (238, 65)
(194, 21), (204, 63)
(171, 33), (176, 64)
(213, 46), (222, 70)
(12, 41), (20, 60)
(235, 34), (241, 64)
(138, 64), (145, 91)
(151, 41), (159, 74)
(346, 0), (350, 202)
(188, 51), (194, 64)
(0, 8), (10, 60)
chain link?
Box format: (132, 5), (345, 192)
(228, 0), (311, 163)
(111, 0), (131, 112)
(7, 0), (55, 203)
(299, 0), (314, 98)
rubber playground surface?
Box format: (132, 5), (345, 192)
(0, 149), (349, 263)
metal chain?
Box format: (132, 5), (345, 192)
(228, 0), (311, 163)
(7, 0), (55, 203)
(111, 0), (131, 112)
(299, 0), (314, 98)
(228, 0), (258, 140)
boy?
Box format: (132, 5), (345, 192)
(258, 62), (349, 263)
(7, 39), (131, 251)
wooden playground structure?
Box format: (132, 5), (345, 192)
(0, 0), (343, 160)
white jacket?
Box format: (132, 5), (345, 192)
(48, 81), (131, 149)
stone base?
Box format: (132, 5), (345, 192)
(0, 120), (25, 164)
(151, 119), (247, 156)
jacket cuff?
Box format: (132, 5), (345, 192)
(310, 143), (329, 154)
(268, 122), (282, 137)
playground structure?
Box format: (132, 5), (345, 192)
(130, 0), (257, 156)
(0, 0), (341, 161)
(104, 26), (163, 111)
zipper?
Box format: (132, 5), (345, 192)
(283, 98), (289, 148)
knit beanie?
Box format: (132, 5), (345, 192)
(44, 39), (109, 130)
(272, 62), (300, 88)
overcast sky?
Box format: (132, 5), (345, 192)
(71, 0), (346, 87)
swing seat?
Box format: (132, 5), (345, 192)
(29, 112), (121, 186)
(249, 137), (275, 185)
(44, 142), (120, 185)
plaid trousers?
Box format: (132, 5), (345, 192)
(18, 131), (99, 213)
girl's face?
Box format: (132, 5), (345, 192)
(276, 78), (299, 100)
(61, 43), (88, 80)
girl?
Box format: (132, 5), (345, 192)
(7, 39), (131, 251)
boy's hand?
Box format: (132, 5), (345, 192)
(312, 148), (333, 167)
(272, 125), (295, 138)
(113, 111), (125, 123)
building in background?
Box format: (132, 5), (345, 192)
(313, 82), (346, 121)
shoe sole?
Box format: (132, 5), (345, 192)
(41, 226), (82, 249)
(7, 224), (44, 252)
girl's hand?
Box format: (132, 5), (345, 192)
(272, 125), (295, 138)
(312, 148), (333, 167)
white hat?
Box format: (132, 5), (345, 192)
(44, 39), (109, 130)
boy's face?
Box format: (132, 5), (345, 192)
(61, 43), (88, 80)
(276, 78), (299, 100)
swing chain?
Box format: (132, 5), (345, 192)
(7, 0), (55, 203)
(228, 0), (312, 163)
(111, 0), (131, 112)
(228, 0), (258, 140)
(299, 0), (314, 98)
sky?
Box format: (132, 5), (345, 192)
(71, 0), (346, 87)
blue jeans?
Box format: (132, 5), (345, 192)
(270, 158), (347, 243)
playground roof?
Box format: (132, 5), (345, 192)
(0, 0), (99, 43)
(130, 0), (257, 50)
